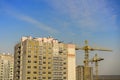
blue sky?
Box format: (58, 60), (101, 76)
(0, 0), (119, 75)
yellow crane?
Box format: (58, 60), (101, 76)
(75, 40), (112, 80)
(90, 54), (104, 80)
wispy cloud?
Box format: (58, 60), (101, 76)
(45, 0), (118, 32)
(2, 5), (59, 34)
(14, 13), (59, 34)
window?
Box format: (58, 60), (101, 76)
(48, 67), (51, 69)
(63, 62), (66, 65)
(34, 61), (37, 63)
(63, 67), (66, 69)
(34, 55), (37, 58)
(43, 62), (46, 64)
(43, 72), (46, 74)
(33, 71), (37, 74)
(28, 60), (31, 63)
(48, 72), (51, 74)
(63, 72), (66, 74)
(33, 66), (37, 68)
(63, 77), (66, 79)
(48, 77), (51, 79)
(27, 66), (31, 68)
(43, 57), (46, 59)
(42, 77), (46, 79)
(33, 77), (37, 79)
(43, 67), (46, 69)
(48, 62), (51, 64)
(27, 71), (31, 74)
(27, 77), (30, 79)
(28, 55), (31, 58)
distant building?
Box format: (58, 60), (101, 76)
(93, 75), (120, 80)
(14, 36), (76, 80)
(0, 53), (14, 80)
(76, 65), (93, 80)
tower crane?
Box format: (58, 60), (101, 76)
(75, 40), (112, 80)
(90, 54), (104, 80)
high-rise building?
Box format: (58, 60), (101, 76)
(76, 65), (93, 80)
(0, 53), (14, 80)
(14, 36), (76, 80)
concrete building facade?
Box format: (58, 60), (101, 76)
(14, 36), (76, 80)
(0, 53), (14, 80)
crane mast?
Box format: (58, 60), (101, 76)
(91, 54), (104, 80)
(83, 40), (90, 80)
